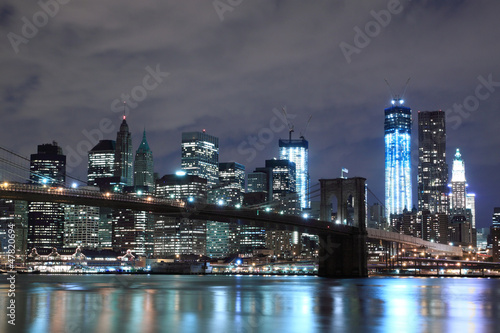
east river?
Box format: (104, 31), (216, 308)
(1, 274), (499, 333)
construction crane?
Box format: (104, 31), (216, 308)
(384, 77), (411, 105)
(281, 106), (294, 142)
(299, 115), (312, 140)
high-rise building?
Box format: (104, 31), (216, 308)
(114, 116), (133, 186)
(450, 149), (467, 211)
(88, 140), (115, 186)
(449, 149), (474, 246)
(181, 131), (219, 189)
(28, 142), (66, 250)
(384, 100), (412, 217)
(64, 204), (99, 249)
(417, 111), (448, 214)
(206, 162), (245, 258)
(0, 199), (28, 256)
(30, 142), (66, 186)
(154, 173), (207, 256)
(134, 130), (154, 191)
(491, 208), (500, 262)
(279, 138), (310, 209)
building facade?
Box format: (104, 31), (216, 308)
(87, 140), (115, 186)
(134, 130), (154, 192)
(181, 131), (219, 189)
(28, 142), (66, 250)
(279, 138), (310, 209)
(417, 111), (448, 214)
(114, 116), (133, 186)
(384, 100), (412, 217)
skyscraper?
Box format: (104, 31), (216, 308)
(279, 138), (310, 209)
(450, 148), (466, 211)
(114, 116), (133, 186)
(88, 139), (115, 186)
(134, 129), (154, 191)
(28, 142), (66, 250)
(417, 111), (448, 214)
(181, 131), (219, 189)
(384, 99), (412, 217)
(449, 148), (474, 246)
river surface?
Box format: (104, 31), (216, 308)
(1, 274), (499, 333)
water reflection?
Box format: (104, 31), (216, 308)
(1, 275), (499, 332)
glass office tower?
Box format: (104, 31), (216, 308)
(384, 99), (412, 217)
(279, 138), (309, 209)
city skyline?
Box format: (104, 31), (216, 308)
(1, 1), (500, 229)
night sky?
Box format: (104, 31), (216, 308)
(1, 1), (499, 228)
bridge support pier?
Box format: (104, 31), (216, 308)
(317, 177), (368, 278)
(317, 231), (367, 278)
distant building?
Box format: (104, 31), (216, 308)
(114, 116), (133, 186)
(385, 100), (412, 217)
(133, 130), (154, 192)
(28, 142), (66, 250)
(87, 140), (115, 187)
(449, 149), (474, 246)
(279, 137), (310, 209)
(154, 173), (208, 256)
(491, 208), (500, 262)
(181, 131), (219, 189)
(64, 204), (99, 249)
(417, 111), (448, 214)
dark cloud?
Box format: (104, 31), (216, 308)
(0, 0), (499, 228)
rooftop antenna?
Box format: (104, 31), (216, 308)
(281, 106), (294, 142)
(123, 101), (127, 120)
(299, 115), (312, 140)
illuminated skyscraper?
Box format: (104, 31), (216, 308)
(134, 129), (154, 191)
(181, 131), (219, 189)
(114, 116), (133, 186)
(87, 140), (115, 186)
(384, 99), (412, 217)
(450, 149), (467, 210)
(417, 111), (448, 214)
(279, 138), (309, 209)
(28, 142), (66, 250)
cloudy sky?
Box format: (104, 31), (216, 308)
(1, 0), (499, 228)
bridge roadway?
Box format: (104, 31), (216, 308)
(0, 182), (356, 236)
(0, 182), (462, 256)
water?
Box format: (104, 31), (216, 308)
(1, 274), (499, 333)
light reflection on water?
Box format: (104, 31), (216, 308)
(1, 275), (499, 333)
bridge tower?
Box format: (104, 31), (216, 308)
(318, 177), (367, 278)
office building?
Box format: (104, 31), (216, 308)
(181, 131), (219, 189)
(64, 204), (100, 249)
(28, 142), (66, 250)
(417, 111), (448, 214)
(385, 99), (412, 217)
(114, 116), (133, 186)
(87, 140), (115, 186)
(491, 208), (500, 262)
(134, 130), (154, 191)
(154, 173), (208, 256)
(279, 137), (310, 209)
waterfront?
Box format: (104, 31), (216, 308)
(1, 275), (499, 333)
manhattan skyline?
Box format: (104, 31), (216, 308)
(1, 1), (500, 228)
